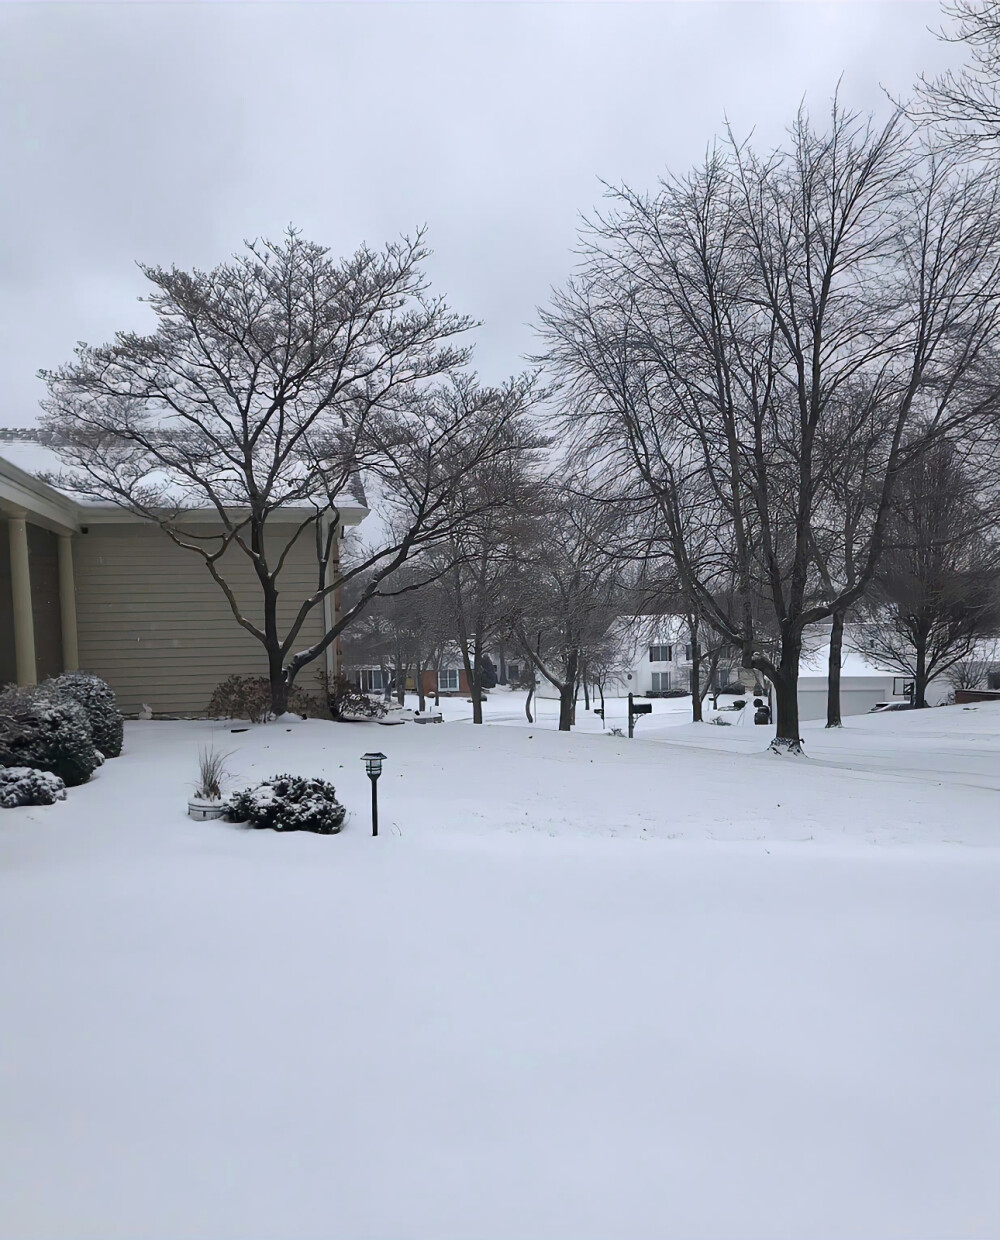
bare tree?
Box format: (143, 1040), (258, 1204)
(809, 384), (899, 726)
(513, 489), (622, 731)
(945, 641), (1000, 691)
(41, 228), (539, 714)
(542, 104), (1000, 752)
(913, 1), (1000, 153)
(432, 417), (548, 723)
(850, 441), (1000, 706)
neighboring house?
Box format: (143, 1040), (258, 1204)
(797, 623), (952, 718)
(350, 663), (470, 697)
(0, 431), (367, 715)
(796, 646), (900, 719)
(530, 612), (949, 719)
(418, 665), (469, 697)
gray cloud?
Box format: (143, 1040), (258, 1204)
(0, 1), (965, 424)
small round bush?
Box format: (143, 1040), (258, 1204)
(46, 672), (124, 758)
(0, 687), (102, 787)
(208, 675), (321, 723)
(325, 675), (388, 721)
(0, 766), (67, 808)
(224, 774), (346, 834)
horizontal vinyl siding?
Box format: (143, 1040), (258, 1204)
(75, 523), (331, 715)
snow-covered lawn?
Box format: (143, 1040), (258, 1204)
(1, 702), (998, 1239)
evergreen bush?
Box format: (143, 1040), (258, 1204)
(224, 774), (346, 834)
(46, 672), (124, 758)
(0, 687), (102, 787)
(0, 766), (67, 807)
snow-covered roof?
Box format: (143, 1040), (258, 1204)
(0, 429), (368, 529)
(798, 644), (897, 680)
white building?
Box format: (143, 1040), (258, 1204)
(529, 615), (951, 718)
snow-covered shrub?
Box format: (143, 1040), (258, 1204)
(46, 672), (124, 758)
(322, 673), (388, 721)
(0, 687), (102, 787)
(0, 766), (67, 807)
(224, 774), (346, 834)
(207, 675), (320, 723)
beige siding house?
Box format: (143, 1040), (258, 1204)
(0, 434), (367, 715)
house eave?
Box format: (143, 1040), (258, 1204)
(0, 453), (368, 532)
(0, 457), (80, 534)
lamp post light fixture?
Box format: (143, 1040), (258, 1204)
(361, 752), (387, 836)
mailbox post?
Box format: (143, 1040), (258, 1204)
(627, 692), (652, 738)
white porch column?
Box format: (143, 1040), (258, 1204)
(8, 511), (36, 686)
(58, 532), (79, 672)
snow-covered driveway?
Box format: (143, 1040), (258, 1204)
(1, 705), (998, 1239)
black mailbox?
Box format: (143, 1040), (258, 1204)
(632, 703), (652, 716)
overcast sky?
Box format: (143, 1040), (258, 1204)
(0, 1), (968, 426)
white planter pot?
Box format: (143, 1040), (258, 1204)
(188, 796), (226, 821)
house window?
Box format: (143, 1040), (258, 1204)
(649, 644), (673, 663)
(508, 662), (521, 681)
(438, 669), (460, 692)
(358, 669), (384, 693)
(684, 644), (692, 661)
(651, 671), (671, 692)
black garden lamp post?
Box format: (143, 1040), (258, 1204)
(361, 752), (387, 836)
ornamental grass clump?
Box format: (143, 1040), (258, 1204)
(194, 745), (232, 801)
(224, 774), (346, 834)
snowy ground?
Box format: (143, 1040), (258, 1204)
(1, 699), (998, 1239)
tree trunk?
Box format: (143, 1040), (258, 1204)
(583, 668), (590, 711)
(914, 634), (929, 708)
(498, 651), (507, 685)
(558, 683), (574, 731)
(558, 648), (579, 732)
(268, 653), (288, 718)
(598, 681), (606, 728)
(689, 620), (702, 722)
(396, 662), (408, 707)
(262, 580), (287, 717)
(416, 661), (426, 711)
(525, 680), (534, 723)
(826, 611), (845, 728)
(769, 632), (804, 754)
(706, 650), (720, 710)
(471, 639), (484, 725)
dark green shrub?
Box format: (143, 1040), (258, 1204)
(224, 774), (346, 834)
(46, 672), (124, 758)
(0, 766), (67, 807)
(0, 687), (102, 787)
